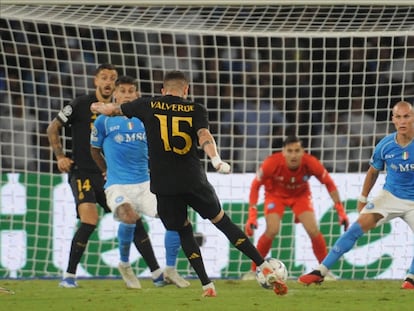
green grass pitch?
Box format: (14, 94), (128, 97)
(1, 278), (412, 311)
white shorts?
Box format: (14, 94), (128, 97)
(360, 189), (414, 231)
(105, 181), (158, 220)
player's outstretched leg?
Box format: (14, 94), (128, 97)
(214, 213), (287, 295)
(299, 222), (365, 286)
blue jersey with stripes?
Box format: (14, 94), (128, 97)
(91, 115), (149, 188)
(370, 132), (414, 200)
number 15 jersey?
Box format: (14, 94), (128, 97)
(121, 95), (210, 195)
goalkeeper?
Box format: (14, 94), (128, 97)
(243, 136), (349, 280)
(91, 75), (189, 289)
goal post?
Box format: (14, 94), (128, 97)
(1, 2), (413, 280)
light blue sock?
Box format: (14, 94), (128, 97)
(322, 222), (364, 269)
(118, 222), (136, 263)
(408, 257), (414, 275)
(165, 230), (180, 267)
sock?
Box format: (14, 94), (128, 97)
(251, 234), (273, 272)
(66, 223), (96, 274)
(214, 213), (264, 267)
(311, 233), (328, 263)
(178, 223), (211, 286)
(118, 222), (136, 263)
(133, 218), (160, 272)
(321, 222), (364, 270)
(408, 257), (414, 275)
(165, 230), (180, 267)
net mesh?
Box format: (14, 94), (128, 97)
(1, 3), (413, 280)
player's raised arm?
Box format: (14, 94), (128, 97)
(90, 102), (122, 116)
(197, 127), (230, 174)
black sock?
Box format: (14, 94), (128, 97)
(67, 223), (96, 274)
(214, 213), (264, 266)
(133, 218), (159, 272)
(178, 223), (211, 286)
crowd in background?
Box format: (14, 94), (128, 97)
(1, 19), (413, 173)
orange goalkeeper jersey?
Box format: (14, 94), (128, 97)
(249, 152), (337, 204)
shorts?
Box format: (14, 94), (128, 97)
(156, 182), (221, 231)
(264, 193), (314, 219)
(69, 170), (110, 217)
(360, 189), (414, 231)
(105, 181), (158, 220)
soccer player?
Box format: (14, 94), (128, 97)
(298, 101), (414, 290)
(90, 75), (189, 288)
(243, 136), (349, 280)
(90, 70), (287, 297)
(47, 63), (118, 287)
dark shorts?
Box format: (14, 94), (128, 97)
(156, 182), (222, 231)
(69, 170), (111, 217)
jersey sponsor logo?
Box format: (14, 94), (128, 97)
(150, 101), (195, 112)
(385, 154), (395, 159)
(398, 163), (414, 172)
(115, 195), (124, 203)
(114, 132), (147, 144)
(365, 202), (375, 210)
(109, 125), (120, 131)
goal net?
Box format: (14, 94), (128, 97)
(1, 1), (413, 280)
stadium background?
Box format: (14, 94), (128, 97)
(1, 1), (413, 280)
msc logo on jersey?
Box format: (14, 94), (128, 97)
(114, 132), (147, 144)
(399, 163), (414, 172)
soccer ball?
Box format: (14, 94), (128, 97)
(256, 258), (288, 289)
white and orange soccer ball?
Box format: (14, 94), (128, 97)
(256, 258), (288, 289)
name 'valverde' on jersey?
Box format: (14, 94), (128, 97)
(370, 132), (414, 200)
(91, 114), (149, 188)
(120, 95), (210, 195)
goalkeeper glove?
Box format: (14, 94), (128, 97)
(211, 156), (231, 174)
(245, 206), (258, 237)
(334, 202), (349, 231)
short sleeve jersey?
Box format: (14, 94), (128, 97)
(121, 95), (209, 195)
(370, 132), (414, 200)
(56, 94), (101, 173)
(91, 115), (149, 188)
(250, 152), (336, 204)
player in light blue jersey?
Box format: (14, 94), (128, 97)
(91, 76), (189, 289)
(299, 101), (414, 290)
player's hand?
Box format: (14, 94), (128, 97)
(56, 156), (73, 173)
(211, 156), (231, 174)
(245, 206), (258, 237)
(335, 202), (349, 231)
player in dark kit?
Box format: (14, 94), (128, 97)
(47, 63), (118, 287)
(91, 70), (288, 297)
